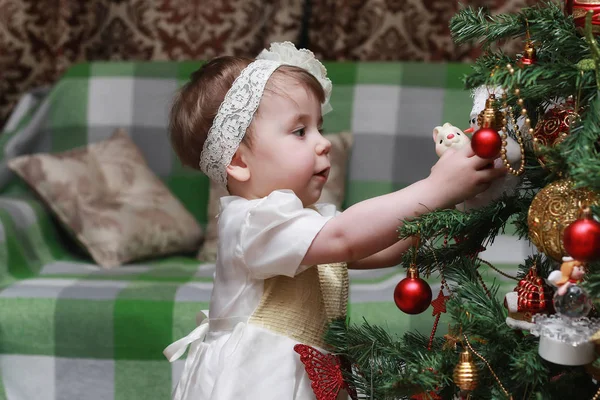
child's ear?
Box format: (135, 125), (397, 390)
(226, 149), (251, 182)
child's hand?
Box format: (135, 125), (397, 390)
(427, 143), (506, 207)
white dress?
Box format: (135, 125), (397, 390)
(164, 190), (349, 400)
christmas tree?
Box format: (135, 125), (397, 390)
(326, 2), (600, 399)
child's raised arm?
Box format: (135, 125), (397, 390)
(301, 144), (506, 267)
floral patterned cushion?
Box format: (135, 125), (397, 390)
(8, 128), (203, 268)
(197, 131), (353, 262)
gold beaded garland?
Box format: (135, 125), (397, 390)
(499, 64), (528, 176)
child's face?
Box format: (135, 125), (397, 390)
(240, 77), (331, 206)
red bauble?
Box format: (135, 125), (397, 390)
(563, 210), (600, 262)
(471, 127), (502, 159)
(566, 0), (600, 33)
(533, 104), (577, 151)
(394, 268), (432, 315)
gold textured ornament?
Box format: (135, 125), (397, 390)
(477, 94), (504, 133)
(453, 350), (479, 391)
(528, 179), (599, 261)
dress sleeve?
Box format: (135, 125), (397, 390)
(238, 190), (334, 279)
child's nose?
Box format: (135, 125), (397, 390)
(447, 134), (455, 139)
(316, 137), (331, 155)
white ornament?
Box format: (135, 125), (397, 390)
(433, 123), (470, 157)
(531, 314), (600, 366)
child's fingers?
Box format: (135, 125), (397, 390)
(477, 164), (507, 182)
(475, 181), (492, 193)
(439, 147), (457, 159)
(460, 143), (476, 157)
(470, 154), (500, 170)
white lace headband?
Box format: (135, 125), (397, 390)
(199, 41), (333, 187)
(199, 59), (282, 186)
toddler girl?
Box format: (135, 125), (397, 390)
(163, 42), (505, 400)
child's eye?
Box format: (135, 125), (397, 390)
(293, 128), (306, 137)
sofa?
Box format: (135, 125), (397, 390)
(0, 61), (526, 400)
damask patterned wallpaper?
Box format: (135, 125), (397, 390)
(308, 0), (539, 61)
(0, 0), (303, 130)
(0, 0), (538, 130)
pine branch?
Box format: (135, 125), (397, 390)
(398, 192), (532, 240)
(397, 192), (534, 278)
(451, 2), (585, 60)
(453, 2), (595, 108)
(581, 261), (600, 300)
(450, 6), (525, 47)
(325, 319), (449, 399)
(564, 95), (600, 191)
(516, 255), (556, 281)
(508, 342), (549, 388)
(445, 267), (509, 339)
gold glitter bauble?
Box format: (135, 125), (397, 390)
(453, 350), (478, 391)
(528, 179), (599, 261)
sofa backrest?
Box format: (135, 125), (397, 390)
(0, 61), (474, 224)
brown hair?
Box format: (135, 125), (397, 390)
(169, 56), (326, 170)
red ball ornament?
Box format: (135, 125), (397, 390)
(471, 127), (502, 159)
(563, 208), (600, 262)
(566, 0), (600, 33)
(394, 267), (432, 314)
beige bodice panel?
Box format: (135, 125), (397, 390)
(248, 263), (349, 349)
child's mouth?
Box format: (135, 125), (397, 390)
(315, 167), (330, 180)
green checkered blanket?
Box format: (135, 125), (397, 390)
(0, 61), (523, 400)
